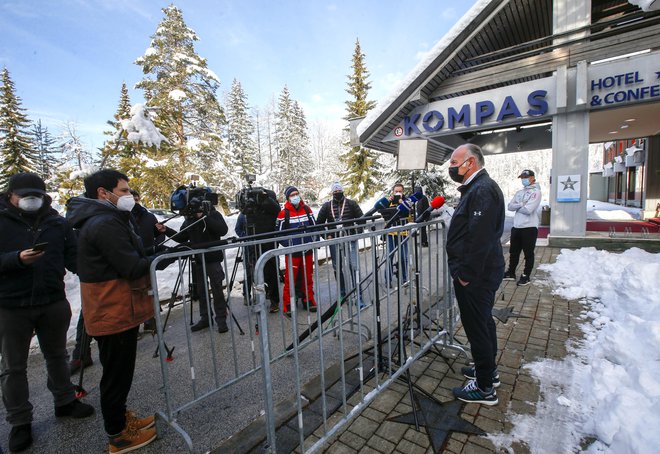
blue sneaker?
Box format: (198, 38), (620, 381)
(452, 380), (498, 405)
(461, 365), (501, 388)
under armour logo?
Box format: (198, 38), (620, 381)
(473, 211), (482, 216)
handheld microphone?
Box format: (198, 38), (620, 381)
(362, 197), (390, 218)
(384, 192), (423, 228)
(414, 195), (445, 222)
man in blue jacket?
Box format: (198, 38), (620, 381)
(445, 144), (505, 406)
(0, 173), (94, 452)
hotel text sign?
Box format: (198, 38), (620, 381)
(589, 52), (660, 109)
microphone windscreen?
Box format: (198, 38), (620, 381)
(430, 196), (446, 210)
(374, 197), (389, 209)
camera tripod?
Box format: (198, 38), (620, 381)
(153, 248), (246, 361)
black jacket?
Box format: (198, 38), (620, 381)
(446, 170), (505, 290)
(170, 209), (228, 263)
(0, 195), (77, 308)
(130, 203), (165, 253)
(241, 189), (281, 236)
(317, 197), (364, 235)
(66, 197), (150, 283)
(416, 194), (430, 221)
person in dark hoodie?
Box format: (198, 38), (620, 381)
(66, 169), (157, 454)
(157, 189), (229, 333)
(68, 189), (164, 373)
(0, 173), (94, 453)
(445, 144), (505, 407)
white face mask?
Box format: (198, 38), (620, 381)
(116, 195), (136, 212)
(289, 195), (301, 206)
(18, 196), (43, 212)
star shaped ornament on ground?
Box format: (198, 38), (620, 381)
(387, 391), (485, 452)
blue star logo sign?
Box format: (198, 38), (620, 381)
(561, 176), (577, 191)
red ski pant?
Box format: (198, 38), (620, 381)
(282, 253), (316, 312)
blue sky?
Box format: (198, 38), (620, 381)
(0, 0), (477, 151)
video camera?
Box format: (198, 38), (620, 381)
(235, 174), (276, 216)
(170, 184), (219, 218)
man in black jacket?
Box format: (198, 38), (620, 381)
(0, 173), (94, 453)
(445, 144), (505, 406)
(67, 169), (157, 453)
(414, 186), (430, 247)
(69, 189), (164, 371)
(316, 182), (364, 304)
(161, 194), (229, 333)
(234, 187), (281, 313)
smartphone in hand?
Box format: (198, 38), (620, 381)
(32, 242), (49, 252)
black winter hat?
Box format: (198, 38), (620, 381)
(518, 169), (535, 178)
(284, 186), (299, 199)
(7, 172), (47, 196)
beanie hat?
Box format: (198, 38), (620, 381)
(284, 186), (299, 199)
(518, 169), (535, 178)
(330, 181), (343, 193)
(7, 172), (47, 196)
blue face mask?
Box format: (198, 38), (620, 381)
(521, 178), (531, 187)
(290, 195), (301, 206)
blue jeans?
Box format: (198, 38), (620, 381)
(386, 235), (408, 284)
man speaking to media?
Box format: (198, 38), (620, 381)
(445, 144), (505, 406)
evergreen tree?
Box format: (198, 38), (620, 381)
(100, 82), (137, 170)
(340, 39), (383, 202)
(273, 86), (312, 193)
(226, 78), (257, 184)
(0, 67), (36, 187)
(134, 4), (227, 202)
(31, 119), (58, 185)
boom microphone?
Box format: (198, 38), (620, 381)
(384, 192), (423, 228)
(362, 197), (390, 218)
(414, 195), (445, 222)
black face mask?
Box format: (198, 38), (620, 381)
(448, 166), (464, 183)
(333, 192), (344, 202)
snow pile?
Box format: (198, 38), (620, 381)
(119, 104), (168, 148)
(628, 0), (660, 11)
(586, 200), (642, 220)
(491, 248), (660, 453)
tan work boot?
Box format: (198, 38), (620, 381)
(108, 425), (156, 453)
(126, 410), (155, 431)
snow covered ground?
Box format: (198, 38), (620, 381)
(490, 247), (660, 453)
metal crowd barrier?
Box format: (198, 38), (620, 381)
(148, 216), (464, 453)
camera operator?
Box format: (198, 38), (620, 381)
(159, 190), (229, 333)
(235, 184), (281, 313)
